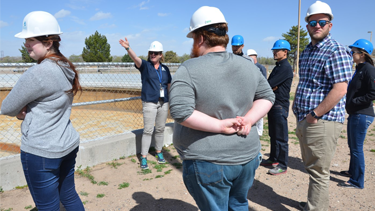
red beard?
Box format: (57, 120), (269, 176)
(190, 40), (200, 58)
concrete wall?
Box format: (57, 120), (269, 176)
(0, 123), (174, 191)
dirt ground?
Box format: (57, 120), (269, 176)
(1, 79), (375, 211)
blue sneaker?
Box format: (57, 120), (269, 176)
(156, 152), (166, 164)
(140, 157), (148, 169)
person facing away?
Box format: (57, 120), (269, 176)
(338, 39), (375, 189)
(119, 38), (172, 170)
(247, 49), (267, 78)
(292, 1), (352, 210)
(169, 6), (275, 211)
(1, 11), (84, 210)
(260, 40), (293, 176)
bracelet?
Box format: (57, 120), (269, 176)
(125, 47), (130, 50)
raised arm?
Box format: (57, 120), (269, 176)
(119, 37), (142, 68)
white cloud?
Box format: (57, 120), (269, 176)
(55, 9), (71, 18)
(139, 0), (150, 10)
(0, 20), (8, 28)
(99, 23), (116, 28)
(90, 11), (112, 21)
(71, 16), (85, 25)
(263, 36), (279, 42)
(158, 13), (168, 17)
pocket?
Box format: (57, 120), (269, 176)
(193, 160), (223, 186)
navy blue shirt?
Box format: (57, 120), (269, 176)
(136, 59), (172, 103)
(255, 63), (267, 79)
(267, 58), (293, 109)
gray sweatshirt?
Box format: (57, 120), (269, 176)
(1, 59), (80, 158)
(169, 52), (275, 165)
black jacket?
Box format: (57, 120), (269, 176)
(268, 58), (293, 109)
(346, 62), (375, 116)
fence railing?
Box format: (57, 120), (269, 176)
(0, 62), (180, 157)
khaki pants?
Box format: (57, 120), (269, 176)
(296, 119), (343, 211)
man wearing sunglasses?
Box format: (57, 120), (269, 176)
(293, 1), (352, 210)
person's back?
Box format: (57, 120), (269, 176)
(171, 51), (271, 164)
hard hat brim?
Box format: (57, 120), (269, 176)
(15, 31), (63, 39)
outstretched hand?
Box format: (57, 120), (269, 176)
(119, 37), (129, 49)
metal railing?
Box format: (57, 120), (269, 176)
(0, 62), (180, 157)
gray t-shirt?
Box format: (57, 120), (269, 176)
(1, 59), (80, 158)
(169, 51), (275, 165)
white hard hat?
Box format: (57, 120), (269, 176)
(187, 6), (227, 38)
(148, 41), (163, 52)
(15, 11), (63, 38)
(247, 49), (257, 56)
(305, 1), (333, 22)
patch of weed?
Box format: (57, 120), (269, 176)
(24, 205), (32, 209)
(96, 193), (105, 198)
(0, 186), (3, 193)
(370, 149), (375, 152)
(75, 166), (96, 184)
(155, 175), (164, 179)
(82, 200), (88, 205)
(80, 191), (89, 196)
(15, 185), (28, 189)
(288, 131), (296, 135)
(143, 178), (153, 181)
(340, 135), (346, 139)
(172, 163), (182, 169)
(118, 182), (130, 189)
(98, 181), (108, 186)
(107, 162), (123, 169)
(2, 208), (13, 211)
(130, 158), (136, 163)
(137, 169), (152, 175)
(164, 169), (172, 175)
(119, 156), (126, 160)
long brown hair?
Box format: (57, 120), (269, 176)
(35, 35), (82, 96)
(362, 51), (375, 66)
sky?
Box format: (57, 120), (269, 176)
(1, 0), (374, 59)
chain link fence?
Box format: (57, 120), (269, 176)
(0, 62), (179, 157)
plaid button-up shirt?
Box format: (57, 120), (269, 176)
(293, 35), (352, 123)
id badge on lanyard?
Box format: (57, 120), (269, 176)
(156, 65), (164, 98)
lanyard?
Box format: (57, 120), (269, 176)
(155, 65), (163, 84)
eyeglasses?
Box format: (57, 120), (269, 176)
(150, 51), (162, 55)
(350, 51), (362, 56)
(308, 20), (330, 28)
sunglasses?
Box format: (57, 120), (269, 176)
(308, 20), (330, 28)
(350, 51), (362, 56)
(150, 51), (162, 55)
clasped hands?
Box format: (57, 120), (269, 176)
(220, 116), (253, 136)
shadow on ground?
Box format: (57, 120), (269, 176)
(130, 192), (198, 211)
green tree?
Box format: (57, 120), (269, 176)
(112, 56), (122, 62)
(282, 25), (309, 70)
(19, 44), (36, 63)
(164, 51), (180, 63)
(178, 53), (190, 63)
(82, 31), (112, 62)
(258, 57), (275, 65)
(69, 54), (84, 62)
(121, 54), (133, 62)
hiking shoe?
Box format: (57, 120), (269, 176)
(140, 157), (149, 169)
(268, 167), (287, 175)
(299, 202), (306, 210)
(156, 152), (166, 164)
(260, 159), (279, 167)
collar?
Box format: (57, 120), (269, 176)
(275, 58), (288, 66)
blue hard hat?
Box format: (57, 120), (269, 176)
(349, 39), (373, 55)
(231, 35), (244, 46)
(271, 40), (291, 51)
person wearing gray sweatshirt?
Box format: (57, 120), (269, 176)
(1, 11), (84, 210)
(169, 6), (275, 211)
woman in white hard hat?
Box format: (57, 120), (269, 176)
(119, 38), (172, 170)
(339, 39), (375, 189)
(1, 11), (84, 210)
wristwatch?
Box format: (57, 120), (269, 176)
(310, 110), (322, 119)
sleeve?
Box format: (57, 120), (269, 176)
(352, 67), (375, 106)
(325, 47), (352, 84)
(135, 59), (146, 73)
(1, 70), (44, 116)
(267, 66), (292, 89)
(169, 65), (195, 123)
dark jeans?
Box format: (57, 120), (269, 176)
(268, 105), (289, 169)
(21, 147), (84, 211)
(347, 114), (374, 188)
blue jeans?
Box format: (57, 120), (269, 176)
(268, 105), (289, 169)
(21, 147), (84, 211)
(347, 114), (374, 189)
(182, 153), (262, 211)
